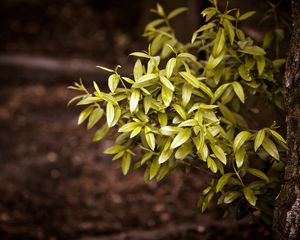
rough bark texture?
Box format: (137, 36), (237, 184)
(273, 0), (300, 239)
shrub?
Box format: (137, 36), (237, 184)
(69, 0), (287, 225)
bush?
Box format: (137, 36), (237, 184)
(69, 0), (287, 226)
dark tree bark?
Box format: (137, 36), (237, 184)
(273, 0), (300, 239)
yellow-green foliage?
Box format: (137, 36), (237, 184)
(69, 0), (287, 224)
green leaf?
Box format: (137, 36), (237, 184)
(238, 65), (251, 81)
(223, 19), (235, 45)
(112, 151), (125, 161)
(177, 53), (197, 61)
(198, 82), (214, 98)
(87, 108), (104, 129)
(133, 59), (143, 81)
(112, 151), (126, 161)
(172, 104), (187, 120)
(145, 126), (156, 151)
(207, 48), (226, 70)
(165, 42), (178, 55)
(232, 81), (245, 103)
(192, 22), (216, 43)
(130, 52), (150, 58)
(106, 102), (115, 127)
(156, 3), (165, 16)
(262, 136), (280, 160)
(100, 92), (119, 106)
(269, 129), (287, 144)
(189, 103), (218, 113)
(119, 122), (140, 133)
(247, 168), (270, 182)
(145, 18), (164, 31)
(78, 105), (94, 125)
(111, 106), (121, 127)
(166, 58), (176, 79)
(141, 152), (153, 165)
(221, 86), (235, 105)
(223, 14), (235, 21)
(199, 22), (216, 32)
(219, 103), (236, 125)
(158, 112), (168, 127)
(211, 83), (230, 104)
(93, 123), (109, 142)
(130, 126), (142, 138)
(194, 110), (204, 124)
(211, 144), (227, 165)
(202, 186), (212, 196)
(175, 142), (193, 159)
(208, 126), (220, 137)
(160, 75), (174, 91)
(132, 73), (158, 88)
(201, 191), (214, 212)
(170, 128), (192, 149)
(108, 74), (120, 93)
(216, 173), (234, 192)
(254, 129), (265, 152)
(68, 95), (86, 106)
(143, 96), (152, 114)
(239, 11), (256, 20)
(178, 119), (198, 127)
(104, 145), (126, 154)
(156, 164), (170, 182)
(179, 71), (200, 88)
(236, 28), (245, 41)
(201, 110), (219, 123)
(213, 28), (225, 57)
(235, 147), (246, 168)
(161, 85), (173, 107)
(158, 149), (173, 164)
(146, 58), (156, 74)
(256, 56), (265, 76)
(130, 89), (140, 113)
(198, 127), (205, 150)
(239, 46), (266, 56)
(149, 158), (160, 180)
(122, 153), (132, 175)
(93, 81), (101, 95)
(207, 156), (218, 173)
(135, 110), (149, 122)
(96, 65), (114, 73)
(224, 191), (241, 204)
(199, 143), (209, 161)
(160, 126), (180, 136)
(192, 23), (212, 43)
(182, 83), (192, 107)
(201, 7), (218, 21)
(122, 77), (135, 84)
(273, 59), (286, 70)
(115, 132), (130, 145)
(243, 187), (257, 206)
(167, 7), (188, 19)
(233, 131), (251, 152)
(263, 31), (274, 49)
(150, 34), (164, 56)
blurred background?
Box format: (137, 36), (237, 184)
(0, 0), (290, 239)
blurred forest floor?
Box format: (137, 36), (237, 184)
(0, 0), (290, 239)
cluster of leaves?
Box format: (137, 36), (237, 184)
(70, 0), (287, 225)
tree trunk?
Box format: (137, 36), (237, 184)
(273, 0), (300, 239)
